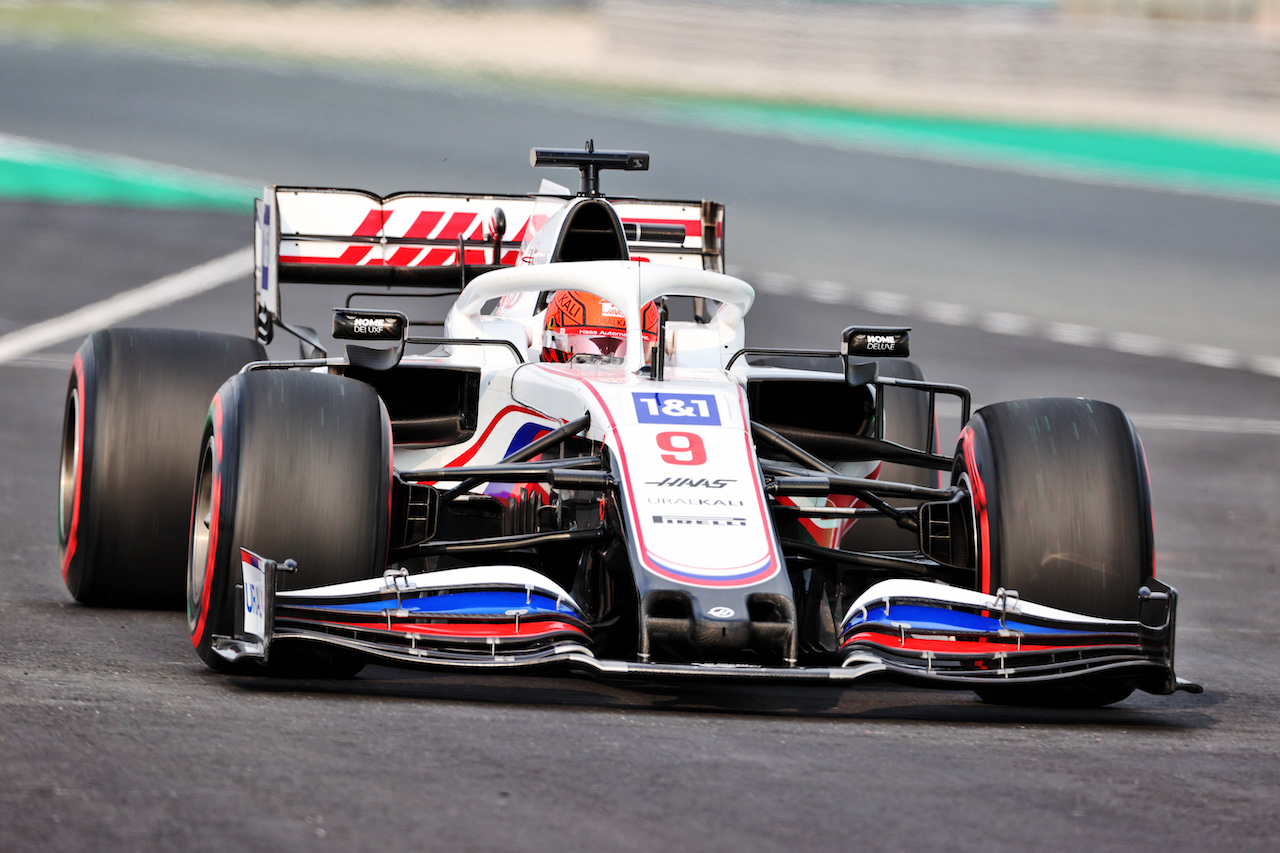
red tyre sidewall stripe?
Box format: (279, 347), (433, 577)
(960, 425), (992, 595)
(191, 393), (224, 645)
(1135, 431), (1157, 579)
(382, 400), (394, 565)
(60, 353), (87, 582)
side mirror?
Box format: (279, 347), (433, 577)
(842, 325), (910, 385)
(333, 308), (408, 371)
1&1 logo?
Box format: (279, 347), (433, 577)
(632, 393), (720, 426)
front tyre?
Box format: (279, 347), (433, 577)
(956, 398), (1154, 708)
(187, 370), (392, 676)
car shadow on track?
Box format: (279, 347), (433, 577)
(224, 665), (1219, 729)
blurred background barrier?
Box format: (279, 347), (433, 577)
(1062, 0), (1280, 27)
(3, 0), (1277, 206)
(81, 0), (1279, 147)
(2, 0), (1269, 144)
(599, 0), (1280, 146)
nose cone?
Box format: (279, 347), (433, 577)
(692, 608), (752, 650)
(641, 590), (797, 663)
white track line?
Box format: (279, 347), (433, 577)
(4, 353), (74, 369)
(0, 131), (255, 192)
(0, 247), (252, 366)
(742, 270), (1280, 380)
(1127, 414), (1280, 435)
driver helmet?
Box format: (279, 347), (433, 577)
(542, 290), (659, 364)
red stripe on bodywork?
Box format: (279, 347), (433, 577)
(386, 247), (421, 266)
(418, 248), (456, 267)
(440, 405), (559, 470)
(280, 245), (377, 265)
(780, 466), (875, 548)
(354, 209), (387, 237)
(303, 619), (586, 640)
(403, 210), (445, 239)
(436, 212), (478, 241)
(279, 210), (385, 266)
(842, 632), (1140, 654)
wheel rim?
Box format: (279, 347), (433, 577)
(187, 438), (215, 634)
(58, 389), (80, 544)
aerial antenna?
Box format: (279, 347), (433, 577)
(530, 142), (649, 197)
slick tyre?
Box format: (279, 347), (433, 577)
(841, 359), (937, 553)
(956, 398), (1154, 708)
(59, 329), (266, 608)
(187, 370), (392, 676)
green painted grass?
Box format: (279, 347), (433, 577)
(0, 136), (256, 212)
(645, 97), (1280, 203)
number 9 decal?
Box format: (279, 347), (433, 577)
(657, 431), (706, 466)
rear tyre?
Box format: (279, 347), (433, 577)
(956, 398), (1154, 708)
(59, 329), (266, 607)
(187, 370), (392, 676)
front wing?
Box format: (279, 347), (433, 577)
(217, 550), (1197, 695)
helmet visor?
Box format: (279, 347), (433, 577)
(543, 328), (654, 363)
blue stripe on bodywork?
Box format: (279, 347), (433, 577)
(505, 423), (552, 458)
(297, 591), (577, 617)
(843, 604), (1077, 636)
(477, 422), (554, 500)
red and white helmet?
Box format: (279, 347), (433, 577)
(542, 291), (659, 364)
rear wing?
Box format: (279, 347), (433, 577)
(253, 186), (725, 344)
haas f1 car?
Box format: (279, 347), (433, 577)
(58, 145), (1199, 707)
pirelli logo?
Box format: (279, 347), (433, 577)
(652, 515), (747, 527)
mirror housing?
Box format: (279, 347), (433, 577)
(333, 308), (408, 371)
(843, 325), (910, 386)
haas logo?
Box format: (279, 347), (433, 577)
(646, 477), (734, 489)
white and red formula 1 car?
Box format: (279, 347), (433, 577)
(58, 145), (1198, 707)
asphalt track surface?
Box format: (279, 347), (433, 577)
(2, 42), (1280, 852)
